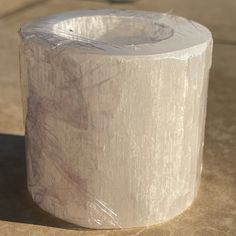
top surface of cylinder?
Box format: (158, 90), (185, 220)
(20, 9), (212, 56)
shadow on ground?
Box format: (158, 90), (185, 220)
(0, 133), (83, 230)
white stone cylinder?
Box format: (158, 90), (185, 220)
(19, 10), (212, 229)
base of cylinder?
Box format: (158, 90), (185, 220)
(28, 185), (199, 229)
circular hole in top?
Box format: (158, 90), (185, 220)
(53, 15), (173, 46)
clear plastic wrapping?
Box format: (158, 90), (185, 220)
(19, 9), (212, 229)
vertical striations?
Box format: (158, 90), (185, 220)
(19, 10), (213, 229)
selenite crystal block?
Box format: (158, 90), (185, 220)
(19, 9), (213, 229)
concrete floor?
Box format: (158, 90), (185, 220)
(0, 0), (235, 235)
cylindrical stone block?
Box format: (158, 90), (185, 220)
(19, 10), (212, 229)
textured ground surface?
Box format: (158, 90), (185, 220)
(0, 0), (235, 235)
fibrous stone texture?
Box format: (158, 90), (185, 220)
(19, 9), (213, 229)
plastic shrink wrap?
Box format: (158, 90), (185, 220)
(19, 9), (212, 229)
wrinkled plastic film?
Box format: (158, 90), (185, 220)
(19, 9), (212, 229)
